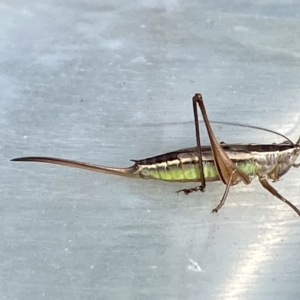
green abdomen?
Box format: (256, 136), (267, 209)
(137, 158), (257, 182)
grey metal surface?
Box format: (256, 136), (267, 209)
(2, 1), (300, 299)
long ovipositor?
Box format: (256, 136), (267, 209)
(11, 141), (299, 183)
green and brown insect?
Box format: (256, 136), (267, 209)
(11, 94), (300, 217)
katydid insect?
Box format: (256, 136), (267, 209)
(11, 94), (300, 217)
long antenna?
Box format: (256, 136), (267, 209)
(211, 121), (294, 144)
(105, 120), (294, 144)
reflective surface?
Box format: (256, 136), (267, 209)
(1, 1), (300, 299)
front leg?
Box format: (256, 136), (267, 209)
(258, 175), (300, 217)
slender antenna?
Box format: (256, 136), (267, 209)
(211, 121), (294, 144)
(132, 120), (294, 144)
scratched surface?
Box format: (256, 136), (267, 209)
(1, 0), (300, 299)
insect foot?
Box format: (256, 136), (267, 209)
(211, 208), (219, 214)
(176, 185), (205, 195)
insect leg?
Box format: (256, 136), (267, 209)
(192, 94), (206, 191)
(258, 175), (300, 217)
(193, 94), (251, 186)
(176, 94), (252, 203)
(175, 94), (207, 196)
(211, 169), (236, 213)
(176, 186), (205, 195)
(292, 163), (300, 168)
